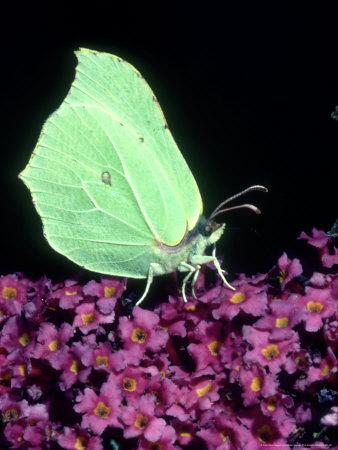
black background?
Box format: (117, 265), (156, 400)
(1, 2), (336, 290)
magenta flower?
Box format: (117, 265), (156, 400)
(276, 252), (303, 287)
(243, 326), (299, 373)
(0, 274), (28, 316)
(197, 409), (249, 449)
(74, 382), (123, 434)
(107, 366), (151, 405)
(238, 364), (278, 406)
(212, 283), (268, 320)
(5, 348), (31, 389)
(188, 320), (225, 372)
(83, 277), (125, 313)
(3, 422), (26, 449)
(58, 342), (92, 390)
(73, 301), (115, 334)
(179, 373), (224, 411)
(49, 281), (84, 309)
(305, 346), (337, 386)
(57, 426), (103, 449)
(240, 408), (294, 449)
(118, 306), (168, 364)
(121, 394), (166, 442)
(259, 394), (295, 433)
(82, 341), (126, 373)
(21, 403), (49, 446)
(0, 315), (36, 356)
(253, 298), (302, 340)
(0, 394), (28, 424)
(299, 228), (338, 268)
(294, 286), (336, 332)
(137, 424), (177, 450)
(32, 322), (73, 369)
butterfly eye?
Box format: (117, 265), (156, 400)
(203, 224), (212, 236)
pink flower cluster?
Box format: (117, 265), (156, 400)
(0, 227), (337, 449)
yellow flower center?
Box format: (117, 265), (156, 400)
(267, 395), (278, 411)
(81, 312), (95, 325)
(65, 290), (77, 296)
(196, 382), (212, 397)
(3, 408), (19, 422)
(147, 442), (162, 450)
(48, 339), (60, 351)
(250, 376), (263, 392)
(104, 286), (116, 297)
(96, 355), (108, 367)
(18, 364), (26, 376)
(135, 413), (148, 429)
(306, 301), (324, 313)
(321, 364), (332, 376)
(275, 317), (289, 328)
(74, 436), (87, 450)
(185, 304), (196, 312)
(229, 292), (246, 304)
(131, 327), (147, 343)
(2, 286), (17, 300)
(261, 344), (280, 360)
(220, 428), (233, 442)
(70, 359), (81, 375)
(94, 401), (111, 419)
(257, 424), (274, 443)
(123, 377), (137, 391)
(19, 333), (30, 347)
(178, 425), (191, 437)
(208, 340), (223, 356)
(279, 270), (287, 284)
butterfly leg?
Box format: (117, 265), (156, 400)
(136, 262), (161, 306)
(178, 261), (198, 302)
(211, 246), (235, 290)
(191, 267), (201, 299)
(190, 252), (235, 291)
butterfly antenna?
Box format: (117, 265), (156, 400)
(209, 185), (268, 220)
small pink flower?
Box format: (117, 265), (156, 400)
(238, 364), (278, 406)
(32, 322), (73, 369)
(0, 274), (28, 317)
(49, 281), (84, 309)
(179, 373), (225, 411)
(83, 277), (125, 314)
(118, 306), (168, 364)
(107, 366), (151, 405)
(212, 283), (268, 320)
(58, 342), (92, 390)
(74, 382), (123, 434)
(277, 252), (303, 287)
(197, 409), (249, 449)
(0, 394), (28, 423)
(0, 316), (36, 356)
(299, 228), (338, 268)
(243, 326), (299, 373)
(137, 424), (177, 450)
(121, 394), (166, 442)
(305, 347), (337, 385)
(294, 286), (336, 332)
(187, 320), (225, 372)
(58, 426), (103, 450)
(73, 301), (115, 334)
(240, 408), (294, 449)
(21, 403), (49, 446)
(253, 298), (302, 340)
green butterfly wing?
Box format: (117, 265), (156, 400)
(20, 48), (202, 277)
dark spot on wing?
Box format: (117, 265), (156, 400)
(139, 137), (144, 143)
